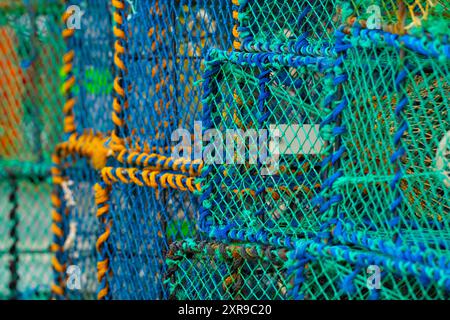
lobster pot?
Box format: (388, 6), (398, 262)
(200, 49), (337, 241)
(287, 243), (450, 300)
(0, 0), (64, 300)
(166, 240), (290, 299)
(103, 174), (200, 299)
(336, 31), (449, 254)
(121, 0), (233, 152)
(67, 0), (114, 134)
(60, 157), (102, 300)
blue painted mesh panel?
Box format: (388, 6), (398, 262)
(334, 32), (450, 255)
(105, 182), (200, 299)
(121, 0), (234, 152)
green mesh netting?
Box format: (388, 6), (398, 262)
(166, 240), (290, 299)
(199, 49), (336, 241)
(0, 1), (64, 163)
(0, 177), (53, 300)
(1, 0), (449, 301)
(287, 242), (449, 300)
(334, 30), (449, 255)
(0, 0), (64, 299)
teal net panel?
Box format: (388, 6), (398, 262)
(286, 242), (449, 300)
(0, 0), (64, 300)
(398, 43), (449, 251)
(199, 49), (339, 244)
(233, 1), (449, 55)
(0, 0), (64, 163)
(165, 240), (449, 300)
(234, 0), (340, 54)
(0, 174), (53, 300)
(328, 27), (450, 259)
(333, 32), (404, 243)
(59, 158), (101, 299)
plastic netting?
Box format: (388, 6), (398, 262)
(0, 1), (64, 162)
(199, 50), (336, 242)
(234, 0), (449, 54)
(333, 29), (450, 256)
(98, 170), (201, 299)
(48, 0), (114, 300)
(66, 0), (114, 134)
(166, 240), (449, 299)
(287, 242), (449, 300)
(166, 240), (290, 299)
(117, 0), (234, 152)
(0, 176), (53, 300)
(58, 157), (101, 300)
(196, 0), (449, 299)
(49, 132), (113, 299)
(85, 0), (235, 300)
(0, 0), (64, 300)
(0, 0), (448, 301)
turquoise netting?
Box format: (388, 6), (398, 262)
(0, 0), (448, 300)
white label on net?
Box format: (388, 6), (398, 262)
(269, 124), (324, 155)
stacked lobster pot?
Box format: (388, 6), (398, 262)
(165, 0), (450, 299)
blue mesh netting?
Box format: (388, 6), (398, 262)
(89, 0), (235, 300)
(198, 49), (336, 243)
(120, 0), (234, 152)
(69, 0), (114, 134)
(102, 177), (200, 299)
(1, 0), (448, 301)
